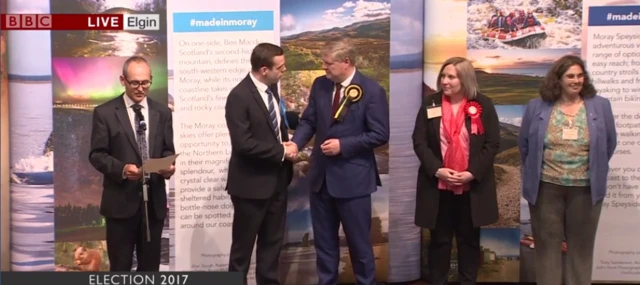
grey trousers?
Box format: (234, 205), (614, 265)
(529, 181), (602, 285)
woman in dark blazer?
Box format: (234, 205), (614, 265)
(412, 57), (500, 285)
(518, 55), (616, 285)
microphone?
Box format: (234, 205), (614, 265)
(131, 105), (150, 242)
(133, 107), (146, 133)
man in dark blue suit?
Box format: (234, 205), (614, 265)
(287, 39), (390, 285)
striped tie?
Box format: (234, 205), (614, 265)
(266, 88), (281, 142)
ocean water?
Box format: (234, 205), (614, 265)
(8, 80), (54, 271)
(9, 82), (52, 165)
(388, 70), (423, 281)
(7, 26), (54, 271)
(10, 184), (54, 271)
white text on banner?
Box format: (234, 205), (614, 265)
(171, 8), (277, 279)
(586, 4), (640, 281)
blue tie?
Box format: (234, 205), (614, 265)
(266, 88), (281, 142)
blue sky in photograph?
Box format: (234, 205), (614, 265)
(280, 0), (390, 36)
(481, 228), (520, 256)
(495, 105), (525, 127)
(468, 48), (580, 70)
(389, 0), (423, 55)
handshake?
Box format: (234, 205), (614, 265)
(283, 141), (299, 161)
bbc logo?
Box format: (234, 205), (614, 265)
(4, 14), (51, 29)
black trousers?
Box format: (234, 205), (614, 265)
(105, 199), (164, 272)
(228, 177), (288, 285)
(427, 191), (481, 285)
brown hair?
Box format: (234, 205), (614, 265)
(539, 55), (596, 102)
(250, 43), (284, 72)
(436, 57), (478, 100)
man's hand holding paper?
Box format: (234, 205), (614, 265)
(158, 165), (175, 179)
(142, 154), (179, 179)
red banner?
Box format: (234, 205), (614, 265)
(0, 14), (160, 30)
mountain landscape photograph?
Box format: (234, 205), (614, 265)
(280, 0), (390, 94)
(281, 17), (390, 94)
(278, 1), (391, 284)
(279, 0), (392, 177)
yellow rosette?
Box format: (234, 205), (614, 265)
(333, 84), (363, 122)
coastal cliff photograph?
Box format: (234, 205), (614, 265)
(466, 48), (581, 104)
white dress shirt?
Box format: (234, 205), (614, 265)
(122, 94), (151, 179)
(332, 68), (357, 105)
(123, 94), (150, 152)
(249, 73), (286, 161)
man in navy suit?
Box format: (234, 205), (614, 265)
(287, 38), (390, 285)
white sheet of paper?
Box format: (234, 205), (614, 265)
(142, 154), (180, 173)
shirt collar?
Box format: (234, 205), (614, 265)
(338, 68), (357, 87)
(123, 93), (149, 109)
(249, 72), (269, 93)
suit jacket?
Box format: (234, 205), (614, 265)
(412, 92), (500, 229)
(292, 70), (390, 198)
(89, 94), (175, 221)
(518, 95), (616, 206)
(224, 75), (295, 199)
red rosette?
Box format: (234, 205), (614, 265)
(464, 101), (484, 135)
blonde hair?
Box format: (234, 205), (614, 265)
(436, 57), (479, 100)
(321, 38), (357, 66)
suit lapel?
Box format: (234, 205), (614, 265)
(148, 101), (160, 155)
(114, 97), (141, 159)
(270, 83), (290, 140)
(324, 78), (336, 127)
(537, 101), (553, 148)
(269, 83), (281, 102)
(246, 76), (278, 141)
(584, 97), (597, 152)
(428, 93), (443, 156)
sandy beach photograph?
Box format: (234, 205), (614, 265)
(421, 228), (521, 282)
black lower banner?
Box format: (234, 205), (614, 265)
(1, 271), (243, 285)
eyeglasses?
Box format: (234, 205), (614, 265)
(124, 78), (152, 88)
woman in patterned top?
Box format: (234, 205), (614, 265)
(518, 55), (617, 285)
